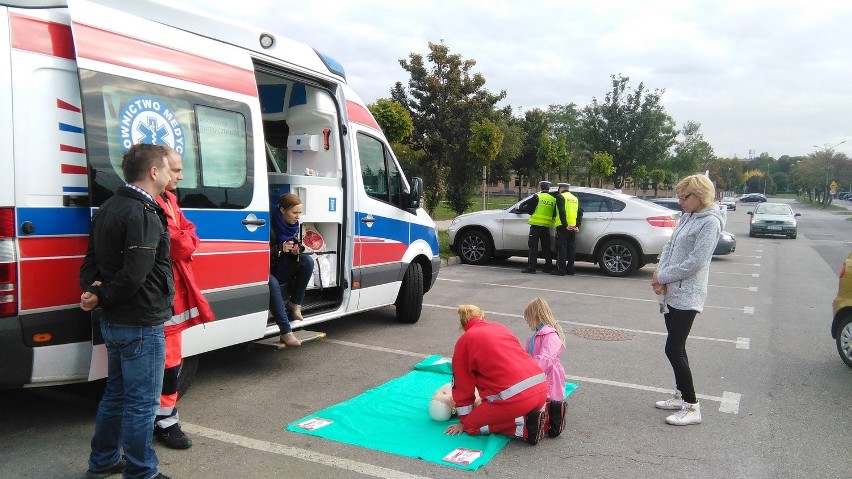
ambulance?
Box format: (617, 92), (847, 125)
(0, 0), (440, 389)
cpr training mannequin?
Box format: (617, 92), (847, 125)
(429, 383), (481, 422)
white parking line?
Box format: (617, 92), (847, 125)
(714, 271), (760, 277)
(564, 375), (741, 414)
(729, 254), (762, 259)
(425, 304), (751, 349)
(321, 335), (743, 415)
(476, 282), (754, 313)
(180, 423), (436, 479)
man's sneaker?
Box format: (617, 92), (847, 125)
(85, 458), (126, 479)
(524, 407), (547, 445)
(520, 268), (536, 274)
(151, 474), (172, 479)
(655, 391), (685, 410)
(547, 400), (567, 438)
(665, 402), (702, 426)
(154, 423), (193, 449)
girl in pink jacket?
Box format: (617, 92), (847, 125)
(524, 297), (567, 437)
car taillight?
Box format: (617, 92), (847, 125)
(0, 208), (18, 318)
(646, 216), (677, 228)
(841, 262), (847, 279)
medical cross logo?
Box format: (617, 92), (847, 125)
(119, 95), (186, 157)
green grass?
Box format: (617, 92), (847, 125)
(432, 195), (520, 221)
(795, 197), (850, 212)
(437, 230), (452, 259)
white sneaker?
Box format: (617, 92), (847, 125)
(665, 402), (702, 426)
(655, 391), (685, 410)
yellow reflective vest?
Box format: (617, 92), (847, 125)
(554, 191), (579, 227)
(529, 192), (556, 227)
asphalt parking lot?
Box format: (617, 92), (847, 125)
(2, 199), (850, 478)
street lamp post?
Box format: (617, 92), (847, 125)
(813, 140), (847, 206)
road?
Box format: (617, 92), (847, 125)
(2, 200), (851, 478)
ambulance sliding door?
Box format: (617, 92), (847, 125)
(66, 0), (271, 357)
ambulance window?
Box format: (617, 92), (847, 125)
(78, 71), (254, 209)
(386, 148), (402, 206)
(357, 132), (405, 208)
(357, 133), (386, 200)
(196, 106), (247, 188)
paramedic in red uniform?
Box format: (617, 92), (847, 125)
(153, 146), (215, 449)
(444, 305), (549, 445)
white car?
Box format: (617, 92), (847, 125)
(447, 187), (678, 276)
(720, 197), (737, 211)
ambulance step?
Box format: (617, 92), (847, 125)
(254, 330), (326, 349)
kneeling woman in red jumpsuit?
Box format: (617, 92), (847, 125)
(445, 305), (549, 445)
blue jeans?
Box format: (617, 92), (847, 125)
(270, 254), (314, 333)
(89, 320), (165, 479)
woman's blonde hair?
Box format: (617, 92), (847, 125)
(675, 174), (715, 209)
(457, 304), (484, 330)
(524, 297), (566, 345)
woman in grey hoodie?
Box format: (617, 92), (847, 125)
(651, 175), (723, 426)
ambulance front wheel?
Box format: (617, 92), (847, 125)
(395, 262), (424, 324)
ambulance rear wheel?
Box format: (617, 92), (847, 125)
(395, 262), (424, 324)
(176, 356), (199, 399)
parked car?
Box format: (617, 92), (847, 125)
(648, 198), (736, 255)
(838, 192), (852, 201)
(448, 187), (678, 276)
(831, 251), (852, 368)
(720, 196), (737, 210)
(747, 202), (800, 238)
(739, 193), (767, 203)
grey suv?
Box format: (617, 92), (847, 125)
(447, 187), (678, 277)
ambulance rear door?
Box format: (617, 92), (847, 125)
(66, 0), (271, 358)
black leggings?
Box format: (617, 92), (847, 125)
(664, 305), (698, 404)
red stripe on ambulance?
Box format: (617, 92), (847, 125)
(354, 237), (407, 267)
(57, 99), (82, 112)
(60, 145), (86, 154)
(346, 101), (381, 131)
(72, 23), (258, 98)
(61, 164), (88, 174)
(10, 13), (75, 60)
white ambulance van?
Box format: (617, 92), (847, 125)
(0, 0), (440, 389)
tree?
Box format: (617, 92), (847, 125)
(671, 121), (714, 175)
(490, 113), (524, 184)
(368, 98), (413, 144)
(466, 118), (505, 212)
(708, 157), (744, 194)
(514, 108), (549, 198)
(580, 74), (677, 188)
(649, 168), (666, 197)
(393, 41), (506, 215)
(589, 152), (616, 188)
(632, 164), (648, 197)
(546, 104), (582, 181)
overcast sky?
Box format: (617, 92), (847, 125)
(178, 0), (852, 160)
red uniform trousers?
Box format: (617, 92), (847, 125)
(459, 383), (547, 439)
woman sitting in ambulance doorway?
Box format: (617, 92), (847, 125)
(270, 193), (314, 347)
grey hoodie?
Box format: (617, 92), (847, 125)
(656, 206), (723, 313)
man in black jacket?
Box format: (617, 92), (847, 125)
(80, 143), (174, 479)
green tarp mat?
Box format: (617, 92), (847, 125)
(286, 355), (578, 470)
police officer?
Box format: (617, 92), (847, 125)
(519, 181), (555, 273)
(552, 183), (580, 275)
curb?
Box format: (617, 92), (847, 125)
(440, 256), (460, 267)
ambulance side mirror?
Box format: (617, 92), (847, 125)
(409, 177), (423, 210)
